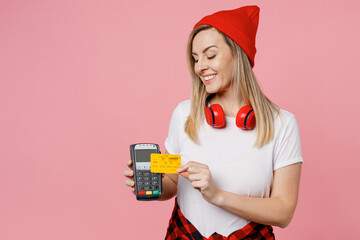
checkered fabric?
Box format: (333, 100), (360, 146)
(165, 198), (275, 240)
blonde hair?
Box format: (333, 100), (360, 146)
(184, 25), (281, 147)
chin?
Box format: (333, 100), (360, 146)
(205, 86), (220, 94)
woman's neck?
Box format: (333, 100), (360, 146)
(210, 91), (244, 117)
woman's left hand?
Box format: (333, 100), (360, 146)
(177, 161), (221, 204)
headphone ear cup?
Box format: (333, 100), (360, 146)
(205, 106), (214, 126)
(245, 110), (256, 130)
(236, 105), (256, 130)
(210, 104), (225, 128)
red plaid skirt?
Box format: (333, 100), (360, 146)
(165, 198), (275, 240)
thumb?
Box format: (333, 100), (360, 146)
(179, 171), (190, 179)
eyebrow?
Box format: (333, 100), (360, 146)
(192, 45), (218, 56)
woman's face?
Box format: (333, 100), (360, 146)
(192, 28), (234, 94)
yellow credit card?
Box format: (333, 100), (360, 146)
(150, 153), (181, 174)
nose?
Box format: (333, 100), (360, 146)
(196, 57), (209, 74)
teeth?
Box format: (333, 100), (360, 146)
(204, 74), (216, 81)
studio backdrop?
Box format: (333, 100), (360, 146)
(1, 0), (359, 239)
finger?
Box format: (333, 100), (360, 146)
(179, 171), (190, 179)
(132, 187), (135, 193)
(177, 165), (198, 174)
(125, 179), (135, 187)
(191, 161), (208, 168)
(127, 160), (133, 167)
(177, 161), (207, 173)
(184, 166), (202, 174)
(176, 161), (193, 172)
(123, 170), (134, 178)
(180, 170), (202, 180)
(188, 173), (202, 181)
(176, 165), (188, 173)
(191, 180), (202, 189)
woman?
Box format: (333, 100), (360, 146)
(124, 5), (303, 239)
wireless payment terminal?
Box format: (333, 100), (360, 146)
(130, 143), (162, 201)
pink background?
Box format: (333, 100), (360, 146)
(1, 0), (359, 239)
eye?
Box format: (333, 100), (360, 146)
(208, 55), (216, 59)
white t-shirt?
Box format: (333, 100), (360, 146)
(164, 100), (303, 238)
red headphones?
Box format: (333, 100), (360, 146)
(204, 95), (256, 130)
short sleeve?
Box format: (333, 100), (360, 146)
(164, 103), (184, 155)
(273, 114), (304, 170)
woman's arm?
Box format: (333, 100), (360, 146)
(214, 162), (301, 228)
(158, 150), (179, 201)
(159, 173), (178, 201)
(177, 161), (302, 228)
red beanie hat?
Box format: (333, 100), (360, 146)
(193, 5), (260, 68)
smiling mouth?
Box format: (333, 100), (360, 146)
(203, 74), (216, 81)
(203, 74), (217, 85)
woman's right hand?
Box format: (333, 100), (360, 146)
(123, 159), (135, 194)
